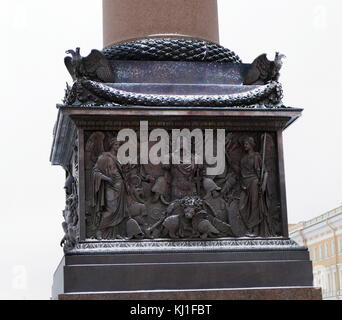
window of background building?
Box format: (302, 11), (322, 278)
(331, 239), (335, 256)
(328, 273), (331, 297)
(315, 247), (319, 260)
(320, 244), (324, 260)
(325, 242), (329, 258)
(339, 238), (342, 254)
(322, 274), (326, 297)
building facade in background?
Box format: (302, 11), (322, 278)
(289, 205), (342, 300)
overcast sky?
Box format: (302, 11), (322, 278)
(0, 0), (341, 299)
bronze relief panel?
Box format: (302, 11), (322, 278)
(82, 130), (282, 240)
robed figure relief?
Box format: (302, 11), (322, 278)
(170, 140), (202, 200)
(84, 130), (280, 240)
(92, 137), (126, 239)
(239, 136), (274, 237)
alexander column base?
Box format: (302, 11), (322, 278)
(51, 43), (317, 300)
(52, 239), (321, 300)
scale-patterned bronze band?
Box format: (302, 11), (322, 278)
(102, 38), (242, 63)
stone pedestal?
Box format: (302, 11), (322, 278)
(52, 39), (317, 300)
(52, 239), (316, 299)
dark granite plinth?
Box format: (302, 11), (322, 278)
(52, 242), (315, 299)
(57, 287), (322, 300)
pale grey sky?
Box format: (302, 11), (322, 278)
(0, 0), (341, 299)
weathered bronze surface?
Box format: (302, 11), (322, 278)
(52, 104), (302, 251)
(64, 48), (114, 83)
(62, 41), (284, 108)
(102, 38), (241, 62)
(51, 33), (316, 299)
(80, 130), (279, 240)
(244, 52), (286, 85)
(53, 38), (300, 249)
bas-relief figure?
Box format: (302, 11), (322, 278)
(140, 140), (171, 229)
(147, 196), (232, 239)
(80, 130), (281, 241)
(238, 136), (273, 237)
(92, 137), (127, 239)
(60, 139), (79, 252)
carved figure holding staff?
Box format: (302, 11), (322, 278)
(239, 135), (273, 237)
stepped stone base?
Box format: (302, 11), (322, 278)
(52, 240), (318, 300)
(57, 287), (322, 300)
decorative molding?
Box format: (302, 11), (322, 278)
(69, 117), (291, 131)
(65, 80), (283, 108)
(68, 238), (304, 254)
